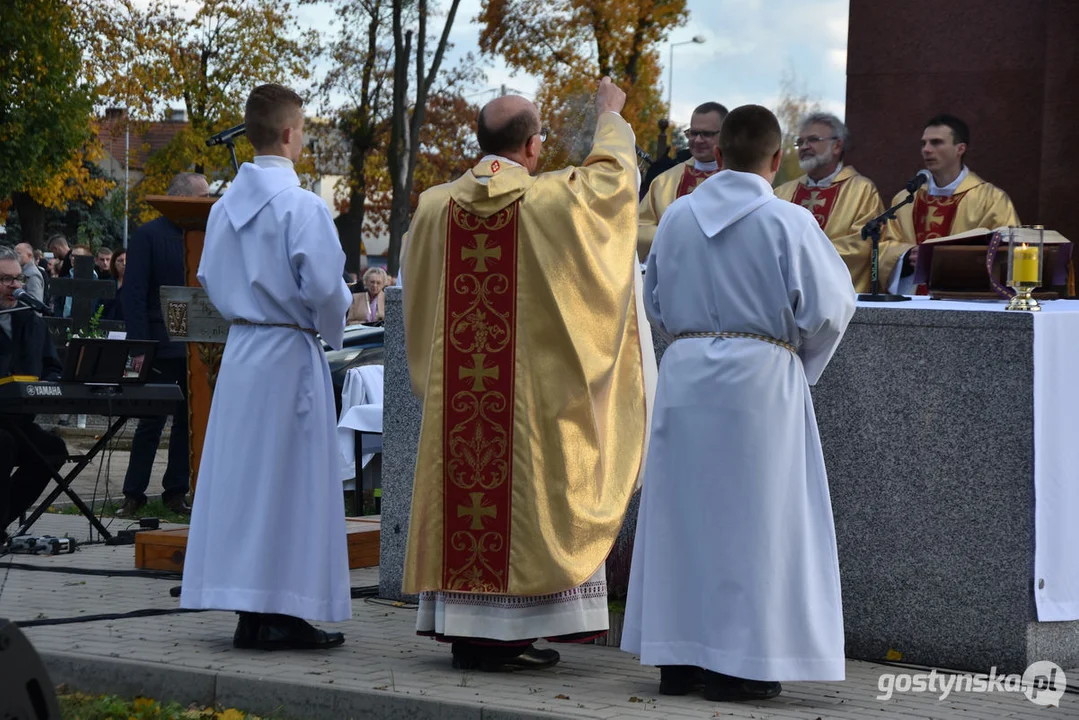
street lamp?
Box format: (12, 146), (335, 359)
(668, 35), (707, 121)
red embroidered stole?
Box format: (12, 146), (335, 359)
(912, 190), (969, 245)
(676, 165), (716, 198)
(441, 199), (519, 592)
(791, 181), (845, 230)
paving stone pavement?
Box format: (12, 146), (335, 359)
(1, 516), (1075, 719)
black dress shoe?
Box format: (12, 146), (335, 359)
(451, 643), (560, 672)
(253, 614), (344, 651)
(114, 497), (146, 518)
(233, 612), (261, 649)
(497, 646), (560, 671)
(162, 495), (192, 515)
(659, 665), (704, 695)
(702, 670), (782, 702)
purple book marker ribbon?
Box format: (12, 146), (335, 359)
(986, 231), (1014, 300)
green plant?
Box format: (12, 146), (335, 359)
(59, 692), (222, 719)
(67, 304), (107, 341)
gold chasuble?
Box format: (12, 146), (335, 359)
(402, 113), (646, 597)
(890, 170), (1019, 246)
(775, 166), (908, 292)
(637, 160), (717, 260)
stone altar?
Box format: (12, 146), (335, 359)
(379, 285), (1079, 672)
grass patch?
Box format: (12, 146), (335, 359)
(58, 692), (256, 719)
(53, 498), (190, 525)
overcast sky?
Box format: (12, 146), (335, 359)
(291, 0), (850, 125)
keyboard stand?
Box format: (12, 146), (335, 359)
(12, 416), (129, 541)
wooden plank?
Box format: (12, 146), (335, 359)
(346, 521), (380, 569)
(134, 520), (381, 572)
(159, 286), (228, 343)
(134, 528), (189, 573)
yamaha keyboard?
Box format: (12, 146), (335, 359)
(0, 381), (183, 417)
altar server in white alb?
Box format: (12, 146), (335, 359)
(181, 83), (353, 650)
(622, 105), (856, 702)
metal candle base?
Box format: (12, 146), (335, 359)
(1005, 283), (1040, 311)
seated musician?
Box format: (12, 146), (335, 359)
(0, 246), (67, 544)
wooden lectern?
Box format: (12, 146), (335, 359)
(145, 196), (219, 494)
(912, 227), (1074, 300)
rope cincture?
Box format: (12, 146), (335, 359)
(674, 331), (797, 355)
(232, 318), (317, 337)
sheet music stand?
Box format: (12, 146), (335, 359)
(11, 340), (163, 543)
(62, 339), (158, 384)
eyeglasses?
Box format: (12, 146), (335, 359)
(794, 135), (839, 148)
(537, 127), (549, 143)
(684, 129), (720, 140)
(0, 275), (28, 286)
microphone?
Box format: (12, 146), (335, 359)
(206, 123), (246, 147)
(13, 288), (54, 316)
(906, 169), (931, 194)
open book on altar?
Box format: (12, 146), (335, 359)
(912, 226), (1073, 299)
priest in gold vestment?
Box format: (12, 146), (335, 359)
(889, 114), (1019, 293)
(775, 113), (907, 292)
(637, 101), (728, 260)
(401, 78), (649, 672)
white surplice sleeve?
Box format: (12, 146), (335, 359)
(289, 201), (352, 350)
(643, 243), (665, 332)
(643, 207), (675, 333)
(788, 221), (857, 385)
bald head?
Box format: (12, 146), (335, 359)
(477, 95), (540, 157)
(14, 243), (33, 266)
(167, 172), (209, 197)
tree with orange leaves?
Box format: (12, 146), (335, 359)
(476, 0), (689, 168)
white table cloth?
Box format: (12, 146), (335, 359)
(337, 365), (384, 484)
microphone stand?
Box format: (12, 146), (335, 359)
(206, 123), (245, 196)
(223, 139), (240, 175)
(858, 187), (918, 302)
(211, 140), (240, 198)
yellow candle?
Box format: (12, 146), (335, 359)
(1012, 244), (1039, 284)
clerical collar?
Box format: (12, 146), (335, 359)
(928, 165), (968, 197)
(479, 154), (521, 168)
(253, 155), (295, 170)
(806, 162), (844, 188)
(693, 159), (718, 172)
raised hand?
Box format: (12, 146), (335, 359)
(595, 76), (626, 116)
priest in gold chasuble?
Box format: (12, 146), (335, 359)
(889, 115), (1019, 294)
(637, 102), (728, 261)
(890, 171), (1019, 244)
(775, 113), (908, 293)
(402, 79), (648, 672)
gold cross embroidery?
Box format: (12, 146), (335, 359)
(800, 190), (826, 212)
(459, 353), (499, 391)
(462, 234), (501, 273)
(927, 205), (948, 230)
(458, 492), (496, 530)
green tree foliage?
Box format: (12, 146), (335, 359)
(0, 0), (102, 246)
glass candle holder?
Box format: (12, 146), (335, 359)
(1005, 226), (1044, 311)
